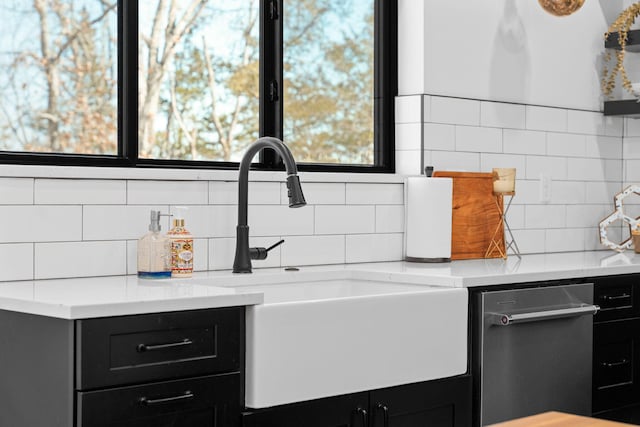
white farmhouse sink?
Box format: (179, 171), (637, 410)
(240, 278), (468, 408)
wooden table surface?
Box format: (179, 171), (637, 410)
(489, 412), (635, 427)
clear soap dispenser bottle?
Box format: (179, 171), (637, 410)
(137, 210), (171, 279)
(167, 206), (194, 278)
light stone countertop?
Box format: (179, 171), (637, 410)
(0, 250), (638, 319)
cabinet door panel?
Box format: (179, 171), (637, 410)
(242, 393), (369, 427)
(77, 373), (240, 427)
(593, 319), (640, 413)
(370, 376), (471, 427)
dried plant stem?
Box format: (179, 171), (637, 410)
(602, 3), (640, 98)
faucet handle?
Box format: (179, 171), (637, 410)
(249, 239), (285, 260)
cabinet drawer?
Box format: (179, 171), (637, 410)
(77, 372), (240, 427)
(77, 307), (242, 389)
(593, 319), (640, 413)
(594, 275), (640, 322)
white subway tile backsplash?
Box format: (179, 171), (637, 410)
(35, 179), (126, 205)
(208, 205), (237, 238)
(566, 205), (609, 229)
(395, 95), (423, 124)
(511, 229), (545, 254)
(480, 153), (526, 174)
(551, 181), (586, 205)
(526, 156), (567, 180)
(0, 206), (82, 243)
(526, 106), (567, 132)
(623, 137), (640, 159)
(505, 204), (525, 230)
(626, 160), (640, 182)
(455, 126), (502, 153)
(567, 110), (605, 136)
(83, 205), (167, 241)
(126, 240), (136, 275)
(430, 96), (480, 126)
(282, 182), (345, 205)
(512, 180), (539, 205)
(249, 205), (314, 236)
(525, 205), (566, 229)
(625, 117), (640, 137)
(345, 233), (403, 263)
(423, 95), (431, 122)
(193, 239), (209, 272)
(480, 101), (525, 129)
(567, 158), (607, 181)
(503, 129), (546, 155)
(127, 181), (208, 205)
(169, 205), (233, 238)
(604, 116), (623, 137)
(0, 243), (33, 281)
(346, 183), (403, 205)
(0, 178), (33, 204)
(395, 150), (422, 175)
(545, 228), (585, 252)
(585, 182), (622, 204)
(395, 123), (422, 151)
(431, 151), (480, 172)
(35, 241), (126, 279)
(376, 205), (404, 233)
(424, 123), (455, 151)
(209, 181), (238, 205)
(546, 133), (586, 157)
(281, 235), (346, 266)
(585, 136), (622, 159)
(315, 206), (375, 235)
(584, 228), (608, 252)
(605, 159), (623, 182)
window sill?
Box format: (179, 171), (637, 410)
(0, 164), (405, 183)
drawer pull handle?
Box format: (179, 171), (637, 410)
(601, 359), (630, 368)
(140, 390), (194, 406)
(376, 403), (390, 427)
(137, 338), (193, 352)
(355, 408), (368, 427)
(601, 294), (631, 301)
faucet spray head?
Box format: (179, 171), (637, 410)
(286, 175), (306, 208)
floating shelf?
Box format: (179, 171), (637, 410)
(605, 29), (640, 52)
(603, 99), (640, 117)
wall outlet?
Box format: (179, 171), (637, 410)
(539, 174), (551, 203)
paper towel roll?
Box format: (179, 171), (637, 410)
(405, 176), (453, 262)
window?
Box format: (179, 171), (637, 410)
(0, 0), (396, 172)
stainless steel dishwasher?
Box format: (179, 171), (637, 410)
(477, 283), (599, 426)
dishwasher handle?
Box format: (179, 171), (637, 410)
(491, 304), (599, 326)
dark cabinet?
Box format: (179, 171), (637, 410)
(0, 307), (244, 427)
(242, 393), (369, 427)
(78, 373), (240, 427)
(242, 375), (471, 427)
(592, 275), (640, 424)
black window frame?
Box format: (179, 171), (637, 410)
(0, 0), (397, 173)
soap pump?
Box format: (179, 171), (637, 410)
(137, 210), (171, 279)
(167, 206), (194, 278)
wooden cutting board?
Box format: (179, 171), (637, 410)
(432, 171), (505, 260)
(488, 411), (634, 427)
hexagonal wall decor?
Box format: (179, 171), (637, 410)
(599, 185), (640, 252)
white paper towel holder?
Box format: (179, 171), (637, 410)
(405, 166), (452, 263)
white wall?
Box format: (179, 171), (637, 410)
(396, 1), (635, 254)
(399, 0), (625, 111)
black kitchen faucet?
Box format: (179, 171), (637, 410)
(232, 137), (306, 273)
